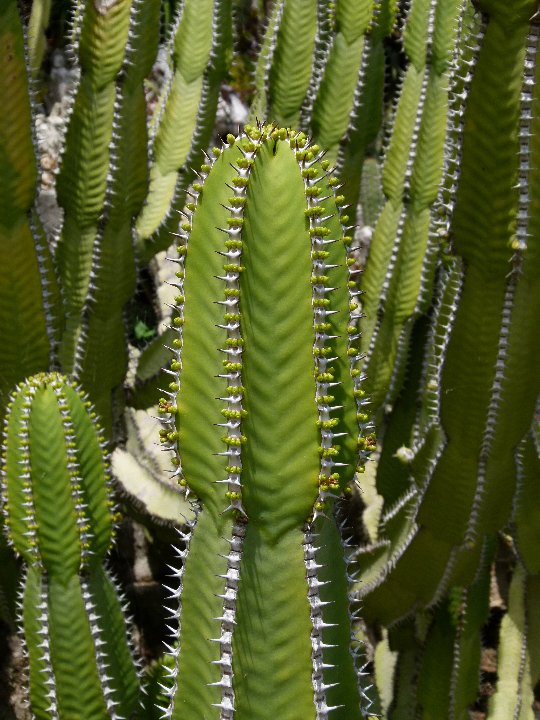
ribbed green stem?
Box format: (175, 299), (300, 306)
(72, 0), (160, 431)
(157, 125), (373, 719)
(250, 0), (319, 129)
(337, 0), (399, 225)
(0, 0), (61, 421)
(309, 0), (376, 164)
(360, 0), (466, 418)
(135, 0), (233, 263)
(1, 373), (139, 718)
(27, 0), (52, 77)
(55, 0), (133, 422)
(487, 565), (540, 720)
(354, 0), (540, 667)
(418, 2), (540, 544)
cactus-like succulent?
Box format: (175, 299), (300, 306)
(2, 1), (540, 716)
(487, 563), (540, 719)
(250, 0), (319, 129)
(55, 0), (133, 372)
(49, 0), (233, 430)
(135, 0), (233, 263)
(0, 0), (61, 423)
(156, 124), (374, 719)
(349, 0), (540, 715)
(337, 0), (399, 226)
(360, 0), (469, 418)
(54, 0), (148, 432)
(251, 0), (385, 169)
(1, 372), (139, 719)
(355, 0), (540, 621)
(27, 0), (52, 77)
(308, 0), (377, 164)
